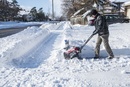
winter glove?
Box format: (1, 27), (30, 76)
(92, 29), (99, 35)
(92, 31), (97, 35)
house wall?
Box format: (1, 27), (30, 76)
(126, 6), (130, 19)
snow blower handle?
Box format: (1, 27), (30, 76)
(80, 34), (94, 51)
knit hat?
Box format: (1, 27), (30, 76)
(89, 9), (98, 16)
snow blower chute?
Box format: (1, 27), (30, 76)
(63, 34), (94, 59)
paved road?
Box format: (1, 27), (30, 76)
(0, 24), (42, 38)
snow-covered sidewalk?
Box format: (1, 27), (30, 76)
(0, 22), (130, 87)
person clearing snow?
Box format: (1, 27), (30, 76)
(63, 9), (115, 60)
(89, 9), (114, 59)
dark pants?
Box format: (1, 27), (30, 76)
(95, 34), (114, 57)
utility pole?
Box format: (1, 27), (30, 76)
(52, 0), (54, 20)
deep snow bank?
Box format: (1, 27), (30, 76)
(0, 22), (66, 68)
(0, 25), (50, 67)
(0, 21), (43, 29)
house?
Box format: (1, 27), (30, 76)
(70, 0), (125, 25)
(124, 1), (130, 19)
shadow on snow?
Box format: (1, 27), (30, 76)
(80, 46), (130, 59)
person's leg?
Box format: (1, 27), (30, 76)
(95, 35), (102, 58)
(101, 34), (114, 58)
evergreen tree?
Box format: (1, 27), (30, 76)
(0, 0), (21, 21)
(9, 0), (21, 20)
(30, 7), (37, 21)
(37, 8), (45, 21)
(0, 0), (10, 21)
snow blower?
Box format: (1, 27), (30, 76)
(63, 34), (94, 59)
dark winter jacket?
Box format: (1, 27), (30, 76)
(93, 14), (109, 36)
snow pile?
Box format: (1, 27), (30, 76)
(0, 26), (49, 67)
(0, 22), (130, 87)
(0, 21), (43, 29)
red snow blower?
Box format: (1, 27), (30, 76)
(63, 34), (94, 59)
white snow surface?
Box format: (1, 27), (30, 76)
(123, 1), (130, 6)
(110, 0), (129, 2)
(0, 21), (44, 29)
(0, 21), (130, 87)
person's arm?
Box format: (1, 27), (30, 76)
(93, 16), (103, 35)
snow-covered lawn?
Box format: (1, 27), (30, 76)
(0, 21), (130, 87)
